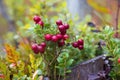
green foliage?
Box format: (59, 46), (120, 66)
(1, 0), (120, 80)
(0, 58), (10, 80)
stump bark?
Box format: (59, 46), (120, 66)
(67, 55), (111, 80)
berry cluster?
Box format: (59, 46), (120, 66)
(56, 20), (69, 35)
(31, 19), (70, 54)
(72, 39), (84, 50)
(31, 42), (46, 54)
(33, 15), (44, 27)
(44, 20), (69, 47)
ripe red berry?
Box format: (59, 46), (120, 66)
(31, 43), (38, 51)
(58, 39), (65, 47)
(38, 46), (45, 53)
(77, 39), (84, 45)
(63, 34), (69, 40)
(33, 15), (41, 23)
(34, 49), (39, 54)
(63, 23), (69, 29)
(56, 34), (63, 40)
(72, 42), (79, 48)
(78, 45), (84, 50)
(31, 43), (39, 54)
(56, 20), (63, 26)
(40, 42), (46, 48)
(58, 25), (66, 32)
(38, 21), (44, 27)
(44, 34), (52, 41)
(51, 35), (58, 42)
(60, 30), (66, 35)
(118, 58), (120, 63)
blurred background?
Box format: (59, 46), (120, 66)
(0, 0), (119, 44)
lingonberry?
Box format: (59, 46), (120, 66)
(31, 43), (39, 54)
(56, 34), (63, 40)
(31, 43), (38, 51)
(51, 35), (58, 42)
(33, 15), (41, 23)
(77, 39), (84, 45)
(63, 23), (69, 29)
(40, 42), (46, 48)
(63, 34), (69, 40)
(44, 34), (52, 41)
(58, 39), (65, 47)
(72, 42), (79, 48)
(118, 58), (120, 63)
(60, 30), (66, 35)
(56, 20), (62, 26)
(38, 20), (44, 27)
(78, 45), (84, 50)
(58, 25), (66, 32)
(38, 46), (45, 53)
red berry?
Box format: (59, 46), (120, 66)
(38, 21), (44, 27)
(118, 58), (120, 63)
(56, 34), (63, 40)
(38, 46), (45, 53)
(72, 42), (79, 48)
(63, 34), (69, 40)
(40, 42), (46, 48)
(31, 43), (38, 50)
(78, 45), (84, 50)
(34, 50), (39, 54)
(60, 30), (66, 35)
(63, 23), (69, 29)
(56, 20), (62, 26)
(44, 34), (52, 41)
(58, 25), (66, 32)
(58, 39), (65, 47)
(77, 39), (84, 45)
(31, 43), (39, 54)
(33, 15), (41, 23)
(52, 35), (58, 42)
(51, 35), (58, 42)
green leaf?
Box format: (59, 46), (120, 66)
(66, 59), (74, 66)
(66, 70), (71, 73)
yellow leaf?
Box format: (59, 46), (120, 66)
(22, 24), (31, 30)
(4, 44), (19, 64)
(29, 54), (35, 68)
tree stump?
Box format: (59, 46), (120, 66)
(67, 55), (111, 80)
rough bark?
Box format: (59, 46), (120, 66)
(67, 55), (111, 80)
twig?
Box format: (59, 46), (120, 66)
(49, 48), (62, 66)
(54, 63), (57, 80)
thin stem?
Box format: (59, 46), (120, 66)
(49, 48), (62, 65)
(41, 54), (49, 65)
(54, 63), (57, 80)
(58, 73), (61, 80)
(63, 60), (67, 80)
(40, 54), (51, 78)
